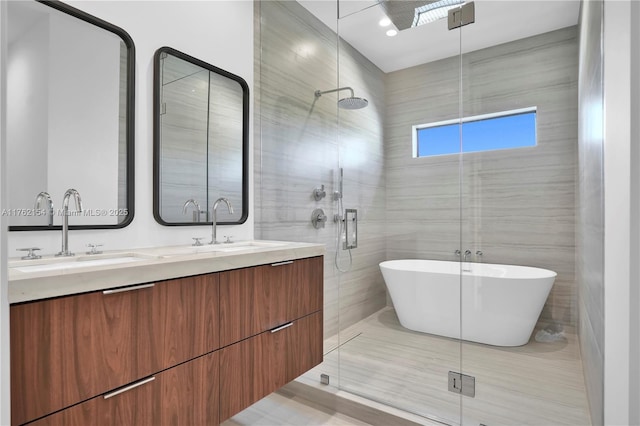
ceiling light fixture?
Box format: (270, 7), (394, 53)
(386, 29), (398, 37)
(379, 17), (391, 27)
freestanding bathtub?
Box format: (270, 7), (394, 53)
(379, 259), (556, 347)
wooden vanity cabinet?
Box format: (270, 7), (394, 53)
(10, 274), (219, 425)
(219, 256), (324, 346)
(219, 311), (323, 421)
(10, 255), (323, 426)
(30, 351), (220, 426)
(218, 256), (324, 422)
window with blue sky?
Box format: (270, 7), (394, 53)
(413, 108), (537, 157)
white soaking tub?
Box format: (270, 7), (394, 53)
(379, 259), (556, 346)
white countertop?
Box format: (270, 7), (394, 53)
(8, 240), (325, 304)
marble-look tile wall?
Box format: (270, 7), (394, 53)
(254, 1), (387, 337)
(386, 27), (579, 330)
(577, 1), (604, 423)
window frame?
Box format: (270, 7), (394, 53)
(412, 106), (538, 158)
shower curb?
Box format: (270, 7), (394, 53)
(278, 379), (445, 426)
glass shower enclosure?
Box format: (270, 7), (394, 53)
(256, 1), (599, 424)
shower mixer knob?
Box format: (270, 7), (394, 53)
(311, 208), (327, 229)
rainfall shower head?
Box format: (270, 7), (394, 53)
(338, 96), (369, 110)
(314, 87), (369, 110)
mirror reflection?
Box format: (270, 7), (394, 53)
(154, 47), (248, 225)
(6, 0), (134, 230)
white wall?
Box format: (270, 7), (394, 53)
(629, 1), (640, 424)
(577, 0), (604, 422)
(0, 1), (9, 423)
(6, 1), (254, 255)
(603, 1), (634, 425)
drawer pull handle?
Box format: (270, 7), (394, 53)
(271, 261), (293, 267)
(270, 322), (293, 333)
(103, 283), (155, 295)
(104, 377), (155, 399)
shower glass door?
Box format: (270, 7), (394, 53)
(459, 1), (594, 424)
(335, 2), (464, 424)
(254, 0), (343, 394)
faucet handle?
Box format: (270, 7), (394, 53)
(223, 236), (234, 244)
(454, 249), (461, 256)
(17, 247), (42, 260)
(86, 244), (103, 255)
(192, 237), (205, 247)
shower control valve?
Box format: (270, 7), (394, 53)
(313, 185), (326, 201)
(311, 209), (327, 229)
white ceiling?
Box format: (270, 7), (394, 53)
(298, 0), (580, 73)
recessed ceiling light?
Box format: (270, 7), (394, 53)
(386, 29), (398, 37)
(379, 17), (391, 27)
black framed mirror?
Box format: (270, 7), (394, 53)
(153, 47), (249, 226)
(6, 0), (135, 231)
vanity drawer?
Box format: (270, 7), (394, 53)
(219, 311), (323, 421)
(10, 273), (219, 426)
(219, 256), (323, 346)
(30, 351), (219, 426)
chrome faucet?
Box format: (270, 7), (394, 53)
(34, 191), (54, 226)
(56, 189), (83, 257)
(182, 199), (203, 222)
(209, 197), (234, 245)
(463, 249), (472, 262)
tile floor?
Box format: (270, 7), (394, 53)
(301, 307), (592, 426)
(223, 391), (370, 426)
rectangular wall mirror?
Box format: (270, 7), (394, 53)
(6, 0), (135, 230)
(153, 47), (248, 226)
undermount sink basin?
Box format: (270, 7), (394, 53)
(164, 241), (287, 256)
(11, 254), (149, 273)
(202, 241), (287, 252)
(9, 241), (290, 273)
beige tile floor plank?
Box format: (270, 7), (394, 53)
(223, 392), (371, 426)
(304, 307), (591, 426)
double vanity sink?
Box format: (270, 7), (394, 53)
(9, 239), (325, 425)
(8, 240), (324, 303)
(11, 241), (286, 272)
